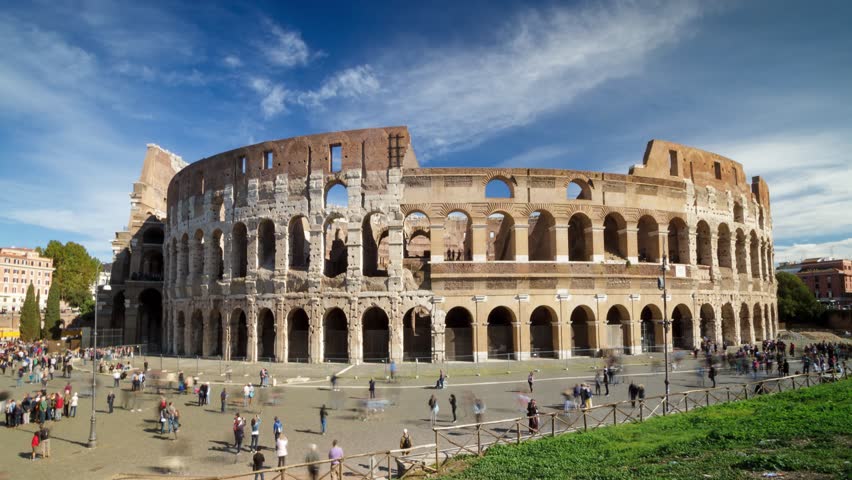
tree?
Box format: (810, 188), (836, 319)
(19, 284), (41, 341)
(40, 241), (101, 315)
(776, 271), (825, 325)
(43, 281), (62, 340)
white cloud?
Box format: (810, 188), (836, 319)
(223, 54), (242, 67)
(498, 145), (579, 168)
(249, 77), (288, 117)
(262, 21), (311, 67)
(775, 238), (852, 264)
(296, 65), (380, 107)
(303, 2), (703, 157)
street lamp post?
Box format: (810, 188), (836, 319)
(88, 271), (110, 449)
(658, 254), (671, 413)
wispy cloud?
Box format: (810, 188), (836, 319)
(498, 145), (579, 168)
(776, 238), (852, 264)
(249, 77), (288, 118)
(262, 20), (313, 67)
(223, 54), (242, 68)
(296, 65), (380, 107)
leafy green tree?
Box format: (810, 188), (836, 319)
(776, 271), (825, 324)
(43, 281), (62, 339)
(41, 240), (101, 315)
(19, 283), (40, 341)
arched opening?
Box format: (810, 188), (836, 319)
(721, 303), (736, 347)
(717, 223), (732, 269)
(257, 309), (275, 361)
(176, 312), (186, 355)
(230, 309), (248, 359)
(753, 303), (764, 342)
(485, 178), (513, 198)
(739, 303), (752, 344)
(232, 223), (248, 278)
(323, 217), (348, 277)
(142, 227), (164, 244)
(288, 308), (310, 362)
(257, 219), (276, 272)
(325, 183), (348, 208)
(289, 216), (311, 269)
(210, 310), (223, 357)
(403, 307), (431, 361)
(444, 307), (473, 361)
(667, 217), (689, 264)
(696, 221), (712, 266)
(733, 202), (744, 223)
(568, 213), (593, 261)
(567, 179), (592, 200)
(603, 213), (627, 260)
(529, 306), (556, 358)
(138, 289), (161, 349)
(111, 291), (126, 329)
(444, 211), (472, 261)
(637, 215), (660, 263)
(487, 306), (515, 359)
(191, 229), (205, 279)
(212, 229), (224, 281)
(180, 234), (189, 282)
(190, 310), (204, 356)
(570, 306), (596, 355)
(671, 304), (693, 349)
(363, 212), (390, 277)
(735, 229), (747, 275)
(362, 307), (390, 362)
(640, 305), (662, 352)
(140, 250), (163, 281)
(528, 210), (556, 261)
(323, 308), (348, 362)
(487, 212), (515, 261)
(605, 305), (631, 352)
(750, 231), (760, 278)
(404, 212), (431, 259)
(699, 304), (716, 341)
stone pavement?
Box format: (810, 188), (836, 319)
(0, 354), (800, 480)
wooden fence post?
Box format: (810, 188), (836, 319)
(551, 414), (556, 437)
(639, 401), (644, 422)
(477, 425), (482, 456)
(435, 429), (440, 473)
(743, 385), (749, 400)
(612, 404), (618, 425)
(726, 386), (731, 403)
(705, 390), (710, 407)
(684, 393), (689, 412)
(582, 409), (588, 431)
(517, 420), (522, 444)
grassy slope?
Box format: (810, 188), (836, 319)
(441, 380), (852, 480)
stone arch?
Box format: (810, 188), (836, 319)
(568, 212), (593, 261)
(191, 229), (205, 279)
(444, 211), (472, 261)
(667, 217), (689, 264)
(289, 216), (311, 269)
(190, 310), (204, 356)
(753, 303), (764, 342)
(257, 308), (276, 361)
(323, 308), (348, 362)
(325, 182), (348, 208)
(362, 307), (390, 362)
(739, 302), (752, 344)
(212, 229), (224, 280)
(487, 212), (515, 261)
(231, 223), (248, 278)
(717, 223), (732, 269)
(671, 304), (693, 349)
(445, 307), (473, 361)
(485, 177), (513, 198)
(111, 291), (126, 329)
(567, 179), (592, 200)
(230, 309), (248, 359)
(528, 210), (556, 261)
(570, 305), (596, 355)
(637, 215), (660, 263)
(529, 305), (556, 358)
(640, 304), (663, 352)
(403, 306), (431, 362)
(403, 212), (430, 259)
(287, 308), (310, 362)
(721, 303), (737, 347)
(605, 304), (631, 352)
(138, 289), (161, 348)
(257, 219), (276, 272)
(696, 220), (713, 266)
(323, 216), (348, 277)
(733, 202), (744, 223)
(699, 303), (716, 341)
(210, 309), (223, 357)
(750, 231), (760, 278)
(487, 306), (515, 359)
(363, 212), (390, 277)
(142, 226), (164, 244)
(176, 311), (186, 355)
(603, 212), (627, 260)
(735, 228), (747, 275)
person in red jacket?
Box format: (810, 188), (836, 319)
(31, 431), (40, 460)
(55, 395), (64, 421)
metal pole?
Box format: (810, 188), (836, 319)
(87, 266), (102, 448)
(659, 251), (671, 414)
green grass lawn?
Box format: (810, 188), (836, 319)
(439, 379), (852, 479)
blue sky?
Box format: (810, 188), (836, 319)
(0, 0), (850, 262)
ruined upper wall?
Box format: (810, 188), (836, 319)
(631, 139), (770, 207)
(167, 126), (416, 206)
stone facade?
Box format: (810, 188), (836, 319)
(0, 247), (53, 313)
(159, 127), (778, 363)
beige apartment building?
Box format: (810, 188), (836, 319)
(0, 247), (53, 313)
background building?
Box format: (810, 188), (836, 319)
(779, 258), (852, 308)
(0, 247), (53, 313)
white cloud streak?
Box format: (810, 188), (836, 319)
(775, 238), (852, 264)
(249, 77), (288, 118)
(262, 21), (312, 67)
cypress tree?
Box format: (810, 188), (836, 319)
(43, 281), (61, 339)
(19, 284), (40, 341)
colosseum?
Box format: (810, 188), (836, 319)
(154, 126), (777, 363)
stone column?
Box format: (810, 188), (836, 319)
(429, 222), (445, 263)
(591, 226), (605, 263)
(556, 294), (571, 358)
(275, 229), (288, 280)
(222, 232), (233, 284)
(709, 233), (719, 282)
(222, 310), (231, 362)
(625, 226), (639, 264)
(515, 294), (530, 360)
(473, 295), (488, 362)
(247, 301), (258, 362)
(202, 310), (212, 357)
(390, 297), (403, 363)
(514, 224), (529, 262)
(246, 231), (258, 278)
(555, 224), (569, 263)
(276, 300), (287, 363)
(348, 300), (361, 365)
(346, 220), (363, 293)
(431, 298), (446, 363)
(472, 222), (487, 262)
(309, 298), (322, 364)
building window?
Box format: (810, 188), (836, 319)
(713, 161), (722, 180)
(239, 156), (247, 174)
(330, 144), (342, 172)
(264, 151), (274, 170)
(669, 150), (678, 176)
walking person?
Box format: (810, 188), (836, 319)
(252, 446), (266, 480)
(397, 428), (412, 478)
(275, 432), (288, 467)
(527, 399), (539, 434)
(428, 394), (439, 426)
(328, 440), (344, 480)
(528, 371), (534, 393)
(70, 392), (78, 417)
(233, 412), (245, 457)
(709, 365), (717, 388)
(449, 394), (458, 423)
(368, 378), (376, 399)
(107, 390), (115, 413)
(221, 388), (228, 413)
(250, 415), (261, 452)
(320, 404), (328, 435)
(272, 416), (283, 442)
(603, 369), (610, 396)
(594, 371), (601, 396)
(628, 382), (639, 408)
(305, 444), (320, 480)
(38, 423), (50, 459)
